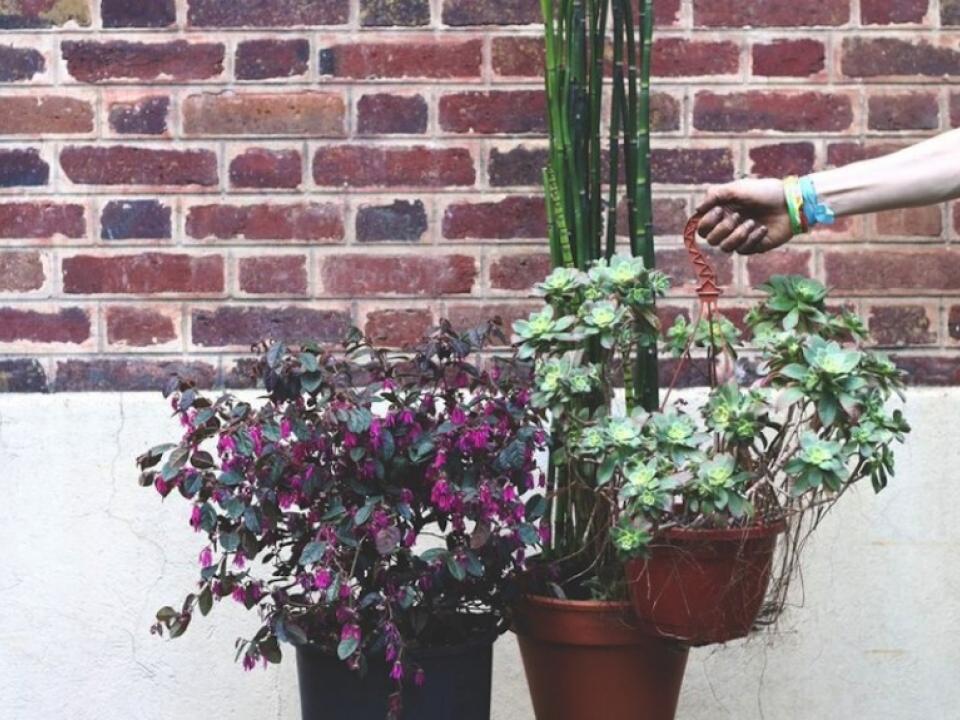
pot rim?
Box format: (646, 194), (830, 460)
(518, 594), (634, 614)
(298, 634), (496, 662)
(656, 519), (787, 543)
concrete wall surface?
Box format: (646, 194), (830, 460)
(1, 389), (957, 720)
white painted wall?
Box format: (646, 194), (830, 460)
(1, 389), (957, 720)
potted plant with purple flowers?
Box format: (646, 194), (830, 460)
(137, 322), (547, 720)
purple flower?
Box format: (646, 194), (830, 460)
(414, 668), (426, 688)
(341, 623), (361, 644)
(242, 654), (257, 671)
(281, 418), (293, 439)
(189, 505), (202, 531)
(450, 407), (467, 425)
(430, 479), (456, 512)
(199, 547), (214, 568)
(315, 569), (333, 591)
(390, 661), (404, 681)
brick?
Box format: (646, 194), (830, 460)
(868, 93), (939, 131)
(861, 0), (928, 24)
(867, 304), (936, 346)
(0, 307), (90, 345)
(746, 249), (813, 286)
(446, 302), (539, 343)
(658, 246), (734, 294)
(442, 0), (539, 26)
(875, 206), (942, 237)
(949, 306), (960, 341)
(752, 39), (825, 77)
(108, 96), (169, 135)
(651, 148), (734, 184)
(492, 37), (544, 77)
(106, 306), (179, 347)
(360, 0), (430, 26)
(889, 355), (960, 385)
(62, 253), (224, 295)
(322, 254), (476, 296)
(440, 91), (546, 135)
(825, 250), (960, 292)
(61, 146), (218, 187)
(238, 255), (308, 295)
(101, 200), (172, 241)
(192, 306), (350, 347)
(0, 203), (85, 239)
(651, 198), (690, 236)
(0, 149), (49, 187)
(55, 359), (217, 392)
(693, 0), (849, 27)
(443, 197), (547, 239)
(0, 45), (46, 82)
(654, 0), (682, 26)
(489, 252), (551, 291)
(364, 308), (433, 346)
(749, 143), (816, 177)
(183, 92), (344, 136)
(653, 39), (740, 77)
(0, 0), (90, 28)
(229, 149), (303, 189)
(102, 0), (176, 27)
(489, 145), (548, 187)
(0, 96), (93, 135)
(827, 141), (908, 167)
(357, 94), (428, 135)
(236, 39), (310, 81)
(842, 38), (960, 78)
(356, 200), (428, 242)
(694, 91), (853, 133)
(187, 203), (343, 242)
(313, 146), (475, 188)
(650, 92), (682, 133)
(62, 41), (224, 83)
(0, 359), (47, 393)
(187, 0), (348, 27)
(945, 0), (960, 24)
(319, 40), (482, 79)
(0, 252), (45, 293)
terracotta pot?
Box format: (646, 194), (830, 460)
(513, 595), (689, 720)
(626, 522), (786, 646)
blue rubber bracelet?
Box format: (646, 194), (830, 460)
(799, 176), (835, 227)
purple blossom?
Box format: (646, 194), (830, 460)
(430, 479), (456, 512)
(390, 661), (404, 681)
(199, 547), (213, 568)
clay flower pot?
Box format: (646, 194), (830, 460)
(626, 522), (786, 646)
(513, 595), (689, 720)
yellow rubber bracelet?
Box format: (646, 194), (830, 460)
(783, 176), (805, 236)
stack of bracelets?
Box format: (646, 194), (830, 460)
(783, 176), (836, 235)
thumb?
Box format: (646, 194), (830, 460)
(696, 183), (737, 215)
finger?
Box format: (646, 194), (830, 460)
(697, 206), (725, 238)
(720, 219), (756, 254)
(695, 184), (733, 214)
(738, 225), (769, 255)
(705, 211), (741, 247)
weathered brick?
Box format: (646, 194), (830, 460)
(694, 91), (853, 132)
(875, 206), (943, 237)
(106, 306), (179, 347)
(746, 249), (813, 286)
(0, 203), (85, 239)
(183, 92), (345, 136)
(653, 39), (740, 77)
(0, 96), (93, 135)
(60, 146), (218, 187)
(842, 38), (960, 78)
(0, 45), (46, 82)
(0, 359), (47, 393)
(651, 148), (734, 184)
(862, 0), (928, 24)
(889, 355), (960, 386)
(322, 255), (476, 296)
(867, 304), (936, 346)
(0, 0), (90, 28)
(945, 0), (960, 25)
(752, 39), (825, 77)
(652, 198), (690, 236)
(0, 251), (45, 293)
(101, 200), (172, 241)
(229, 149), (303, 189)
(364, 308), (433, 346)
(236, 39), (310, 81)
(62, 253), (224, 294)
(186, 203), (343, 242)
(62, 41), (224, 83)
(694, 0), (849, 27)
(357, 94), (428, 135)
(949, 305), (960, 341)
(749, 142), (816, 177)
(651, 93), (682, 133)
(0, 307), (90, 345)
(443, 197), (547, 239)
(0, 149), (49, 187)
(360, 0), (430, 26)
(827, 141), (908, 167)
(654, 0), (682, 26)
(356, 200), (428, 242)
(238, 256), (308, 295)
(440, 91), (546, 135)
(102, 0), (176, 27)
(108, 96), (170, 135)
(489, 252), (551, 291)
(825, 250), (960, 292)
(55, 359), (216, 392)
(188, 0), (348, 27)
(446, 302), (539, 343)
(868, 92), (939, 131)
(192, 306), (351, 347)
(489, 145), (548, 187)
(442, 0), (539, 26)
(320, 40), (482, 79)
(313, 146), (475, 188)
(492, 37), (544, 77)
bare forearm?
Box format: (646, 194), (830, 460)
(809, 129), (960, 217)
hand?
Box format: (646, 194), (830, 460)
(696, 179), (794, 254)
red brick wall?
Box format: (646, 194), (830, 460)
(0, 0), (958, 391)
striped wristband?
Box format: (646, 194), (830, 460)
(783, 176), (807, 236)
